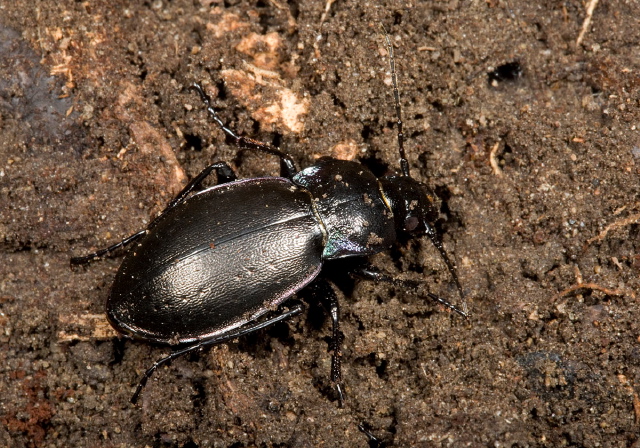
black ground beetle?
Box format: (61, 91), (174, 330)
(71, 33), (467, 406)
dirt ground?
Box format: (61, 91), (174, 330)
(1, 0), (639, 447)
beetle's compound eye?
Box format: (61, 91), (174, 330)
(404, 216), (419, 232)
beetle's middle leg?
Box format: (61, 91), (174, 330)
(71, 162), (236, 265)
(131, 303), (304, 404)
(305, 279), (345, 407)
(191, 82), (298, 179)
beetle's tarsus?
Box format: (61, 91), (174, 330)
(359, 422), (385, 447)
(70, 229), (147, 265)
(335, 383), (345, 408)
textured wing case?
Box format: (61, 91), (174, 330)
(107, 178), (324, 343)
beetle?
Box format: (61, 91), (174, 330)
(71, 32), (467, 406)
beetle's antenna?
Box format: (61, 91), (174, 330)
(381, 26), (410, 177)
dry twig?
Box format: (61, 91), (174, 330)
(617, 374), (640, 425)
(576, 0), (600, 46)
(320, 0), (336, 25)
(586, 212), (640, 246)
(489, 142), (503, 177)
(553, 282), (627, 302)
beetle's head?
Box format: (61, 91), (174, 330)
(379, 174), (440, 237)
(380, 172), (468, 317)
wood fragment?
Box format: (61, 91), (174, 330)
(57, 314), (118, 342)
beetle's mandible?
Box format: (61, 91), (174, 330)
(71, 31), (467, 406)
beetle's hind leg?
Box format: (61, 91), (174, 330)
(163, 161), (236, 210)
(70, 162), (236, 265)
(351, 265), (467, 318)
(191, 82), (298, 179)
(70, 230), (147, 265)
(131, 303), (304, 404)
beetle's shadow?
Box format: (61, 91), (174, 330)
(432, 183), (463, 234)
(233, 316), (297, 356)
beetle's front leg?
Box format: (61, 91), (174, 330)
(351, 265), (467, 318)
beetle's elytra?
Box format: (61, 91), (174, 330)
(71, 31), (467, 406)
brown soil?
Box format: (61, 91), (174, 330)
(1, 1), (639, 447)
